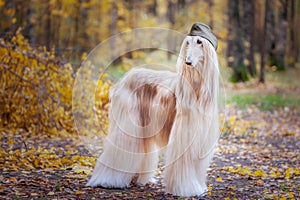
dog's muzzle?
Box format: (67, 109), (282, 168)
(185, 56), (192, 65)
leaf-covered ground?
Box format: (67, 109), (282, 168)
(1, 105), (299, 199)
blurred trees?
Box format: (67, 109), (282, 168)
(0, 0), (227, 63)
(0, 0), (299, 137)
(227, 0), (254, 82)
(227, 0), (300, 82)
(0, 0), (299, 82)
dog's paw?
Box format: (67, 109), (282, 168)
(136, 177), (158, 186)
(149, 177), (158, 185)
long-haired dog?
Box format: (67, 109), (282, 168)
(87, 27), (220, 197)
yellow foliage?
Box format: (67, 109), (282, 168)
(0, 141), (96, 171)
(0, 31), (112, 137)
(270, 170), (282, 178)
(0, 29), (112, 138)
(252, 169), (267, 177)
(237, 166), (251, 176)
(95, 77), (113, 136)
(0, 0), (4, 7)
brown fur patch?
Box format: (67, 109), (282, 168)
(135, 83), (158, 154)
(155, 93), (176, 148)
(135, 83), (176, 149)
(135, 84), (158, 127)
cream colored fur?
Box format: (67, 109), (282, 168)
(86, 36), (220, 197)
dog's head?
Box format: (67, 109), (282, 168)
(184, 36), (205, 67)
(176, 35), (219, 90)
(177, 36), (216, 71)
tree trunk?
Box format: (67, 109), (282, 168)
(268, 0), (286, 71)
(23, 0), (35, 44)
(167, 0), (176, 60)
(148, 0), (157, 16)
(45, 0), (51, 50)
(53, 1), (62, 53)
(207, 0), (214, 29)
(227, 0), (248, 82)
(242, 0), (256, 77)
(15, 0), (29, 29)
(109, 3), (119, 62)
(292, 0), (300, 66)
(286, 0), (296, 68)
(260, 0), (270, 83)
(3, 0), (16, 33)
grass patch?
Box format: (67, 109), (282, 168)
(107, 65), (127, 79)
(226, 94), (300, 110)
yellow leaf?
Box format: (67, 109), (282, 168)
(285, 168), (294, 179)
(81, 52), (87, 61)
(75, 190), (82, 195)
(229, 115), (237, 124)
(270, 170), (281, 178)
(7, 137), (14, 145)
(229, 185), (237, 190)
(279, 197), (287, 200)
(288, 192), (295, 198)
(227, 166), (238, 173)
(238, 167), (251, 176)
(216, 177), (223, 182)
(252, 169), (267, 177)
(48, 191), (55, 195)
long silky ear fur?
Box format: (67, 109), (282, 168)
(176, 38), (188, 73)
(195, 39), (220, 159)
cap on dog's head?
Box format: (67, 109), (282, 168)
(188, 22), (218, 50)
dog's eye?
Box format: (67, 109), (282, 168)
(197, 39), (202, 44)
(187, 41), (189, 45)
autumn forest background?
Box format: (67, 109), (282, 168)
(0, 0), (299, 199)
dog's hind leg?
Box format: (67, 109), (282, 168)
(87, 90), (144, 188)
(136, 140), (159, 185)
(86, 122), (144, 188)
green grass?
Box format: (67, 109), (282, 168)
(107, 65), (127, 79)
(226, 94), (300, 110)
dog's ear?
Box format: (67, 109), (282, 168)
(202, 38), (219, 73)
(176, 37), (188, 73)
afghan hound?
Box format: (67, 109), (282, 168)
(86, 35), (220, 197)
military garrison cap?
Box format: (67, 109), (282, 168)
(188, 22), (218, 50)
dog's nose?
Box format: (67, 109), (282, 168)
(185, 61), (192, 65)
(185, 56), (192, 65)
